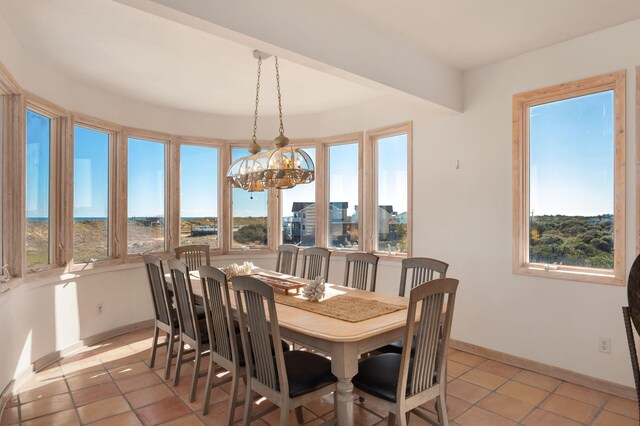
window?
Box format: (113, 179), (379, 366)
(281, 147), (316, 246)
(73, 126), (110, 262)
(128, 137), (166, 254)
(513, 71), (625, 284)
(231, 147), (268, 248)
(180, 145), (219, 248)
(25, 109), (51, 269)
(327, 142), (359, 249)
(372, 131), (409, 254)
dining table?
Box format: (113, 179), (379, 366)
(167, 267), (410, 426)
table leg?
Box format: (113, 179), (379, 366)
(336, 378), (355, 426)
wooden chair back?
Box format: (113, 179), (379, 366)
(397, 278), (458, 403)
(168, 258), (203, 346)
(398, 257), (449, 297)
(143, 255), (173, 329)
(344, 252), (379, 292)
(175, 244), (210, 271)
(301, 247), (331, 281)
(199, 265), (238, 372)
(233, 276), (289, 398)
(276, 244), (299, 276)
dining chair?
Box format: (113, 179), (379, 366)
(233, 276), (337, 425)
(198, 265), (243, 421)
(168, 258), (209, 402)
(377, 257), (449, 355)
(301, 247), (331, 281)
(275, 244), (299, 276)
(344, 252), (379, 292)
(144, 255), (178, 380)
(353, 278), (459, 426)
(398, 257), (449, 297)
(175, 244), (211, 271)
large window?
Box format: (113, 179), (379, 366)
(373, 132), (409, 254)
(128, 138), (166, 254)
(25, 109), (51, 269)
(513, 71), (625, 285)
(327, 143), (359, 249)
(180, 145), (219, 248)
(73, 126), (110, 262)
(281, 147), (316, 246)
(231, 147), (268, 248)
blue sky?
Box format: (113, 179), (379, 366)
(74, 126), (109, 218)
(281, 147), (316, 217)
(26, 110), (50, 218)
(529, 90), (614, 216)
(128, 138), (165, 217)
(181, 145), (218, 217)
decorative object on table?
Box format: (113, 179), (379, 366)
(251, 273), (306, 295)
(226, 50), (315, 195)
(222, 261), (254, 279)
(623, 253), (640, 417)
(302, 276), (326, 302)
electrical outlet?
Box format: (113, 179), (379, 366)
(599, 336), (611, 354)
(97, 303), (103, 315)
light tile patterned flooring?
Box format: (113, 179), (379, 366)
(1, 327), (638, 425)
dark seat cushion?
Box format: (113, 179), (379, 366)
(353, 353), (414, 402)
(284, 351), (336, 398)
(377, 337), (416, 355)
(236, 334), (290, 367)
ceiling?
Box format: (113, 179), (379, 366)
(1, 0), (639, 115)
(327, 0), (640, 70)
(0, 0), (383, 116)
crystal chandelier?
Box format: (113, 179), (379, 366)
(226, 51), (315, 192)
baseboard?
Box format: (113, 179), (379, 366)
(1, 319), (154, 419)
(450, 339), (637, 401)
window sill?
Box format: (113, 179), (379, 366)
(514, 264), (623, 286)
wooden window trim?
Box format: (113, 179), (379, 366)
(366, 122), (413, 260)
(25, 94), (70, 273)
(512, 71), (626, 286)
(177, 137), (225, 255)
(122, 128), (174, 261)
(67, 115), (121, 271)
(321, 132), (364, 255)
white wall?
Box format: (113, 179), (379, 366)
(0, 10), (639, 394)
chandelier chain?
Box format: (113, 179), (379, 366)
(275, 56), (285, 135)
(252, 56), (262, 146)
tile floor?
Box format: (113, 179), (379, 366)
(0, 327), (637, 425)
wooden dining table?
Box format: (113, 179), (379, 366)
(168, 267), (409, 426)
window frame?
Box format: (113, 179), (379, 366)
(68, 114), (121, 269)
(176, 136), (225, 255)
(366, 122), (413, 258)
(122, 128), (174, 260)
(24, 94), (69, 273)
(321, 132), (364, 255)
(512, 71), (626, 286)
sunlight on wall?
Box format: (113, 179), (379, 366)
(55, 281), (79, 350)
(14, 329), (32, 380)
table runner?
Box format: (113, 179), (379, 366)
(274, 292), (406, 323)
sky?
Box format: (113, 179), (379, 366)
(181, 145), (218, 217)
(529, 90), (614, 216)
(25, 110), (50, 218)
(74, 126), (109, 218)
(128, 138), (165, 217)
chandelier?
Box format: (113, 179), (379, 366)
(226, 51), (315, 192)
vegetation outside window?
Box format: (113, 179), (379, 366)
(512, 71), (625, 285)
(73, 126), (110, 262)
(25, 109), (51, 269)
(231, 147), (268, 248)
